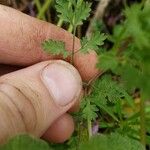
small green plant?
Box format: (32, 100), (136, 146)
(2, 0), (150, 150)
(42, 0), (150, 149)
(42, 0), (107, 140)
(42, 0), (107, 65)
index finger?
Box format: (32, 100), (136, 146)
(0, 5), (98, 81)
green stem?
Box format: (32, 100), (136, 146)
(140, 95), (146, 147)
(88, 118), (92, 139)
(85, 87), (92, 139)
(111, 27), (126, 52)
(87, 101), (92, 139)
(37, 0), (52, 19)
(69, 0), (83, 34)
(34, 0), (46, 20)
(57, 20), (73, 33)
(68, 24), (73, 33)
(57, 1), (72, 28)
(57, 19), (63, 27)
(34, 0), (41, 10)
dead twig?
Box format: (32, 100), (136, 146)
(86, 0), (111, 37)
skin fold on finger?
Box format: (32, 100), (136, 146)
(0, 4), (99, 81)
(0, 60), (82, 144)
(0, 64), (21, 76)
(42, 113), (74, 143)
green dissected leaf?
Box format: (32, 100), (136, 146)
(85, 75), (135, 121)
(81, 97), (98, 121)
(97, 52), (119, 72)
(93, 75), (134, 106)
(73, 1), (91, 26)
(77, 133), (144, 150)
(39, 2), (150, 149)
(98, 103), (118, 121)
(0, 135), (52, 150)
(42, 40), (69, 58)
(124, 3), (150, 49)
(55, 0), (91, 26)
(80, 32), (107, 53)
(79, 75), (134, 122)
(116, 63), (142, 92)
(110, 25), (127, 43)
(99, 3), (150, 100)
(55, 0), (73, 23)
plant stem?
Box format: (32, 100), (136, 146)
(34, 0), (41, 10)
(71, 26), (76, 65)
(37, 0), (52, 19)
(57, 19), (63, 27)
(87, 100), (92, 139)
(111, 27), (126, 52)
(57, 1), (72, 29)
(57, 20), (73, 33)
(68, 24), (73, 33)
(84, 86), (92, 139)
(34, 0), (46, 20)
(88, 117), (92, 139)
(67, 0), (83, 33)
(140, 95), (146, 147)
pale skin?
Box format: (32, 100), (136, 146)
(0, 5), (98, 144)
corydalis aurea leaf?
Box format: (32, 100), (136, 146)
(55, 0), (91, 26)
(42, 40), (69, 58)
(80, 32), (107, 53)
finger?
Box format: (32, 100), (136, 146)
(42, 90), (83, 143)
(0, 60), (82, 144)
(69, 89), (83, 113)
(0, 64), (82, 113)
(0, 5), (99, 81)
(42, 113), (74, 143)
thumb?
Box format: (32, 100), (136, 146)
(0, 60), (82, 144)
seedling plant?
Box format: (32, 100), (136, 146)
(1, 0), (150, 150)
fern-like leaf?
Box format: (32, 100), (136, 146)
(42, 40), (69, 58)
(55, 0), (91, 26)
(80, 32), (107, 53)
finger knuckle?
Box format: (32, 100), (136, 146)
(0, 83), (37, 134)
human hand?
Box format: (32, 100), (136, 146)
(0, 5), (98, 144)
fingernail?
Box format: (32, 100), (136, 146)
(41, 62), (81, 106)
